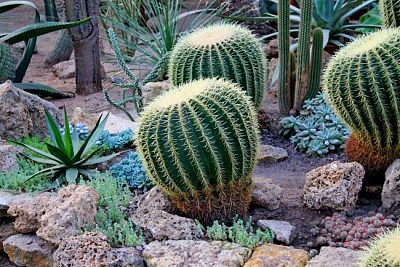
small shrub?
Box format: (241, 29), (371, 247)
(197, 216), (275, 249)
(110, 151), (153, 191)
(96, 129), (135, 150)
(279, 93), (350, 157)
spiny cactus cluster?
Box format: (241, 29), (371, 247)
(360, 226), (400, 267)
(0, 43), (14, 83)
(96, 129), (134, 150)
(279, 93), (350, 157)
(309, 212), (398, 250)
(379, 0), (400, 28)
(137, 78), (259, 225)
(323, 28), (400, 172)
(168, 23), (267, 108)
(110, 151), (153, 192)
(60, 123), (89, 140)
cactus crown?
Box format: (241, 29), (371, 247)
(168, 23), (267, 109)
(360, 227), (400, 266)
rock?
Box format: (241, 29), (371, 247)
(70, 107), (99, 131)
(0, 191), (35, 218)
(0, 220), (16, 252)
(306, 246), (363, 267)
(131, 208), (201, 241)
(144, 80), (170, 105)
(107, 247), (145, 267)
(251, 176), (283, 210)
(0, 81), (61, 139)
(257, 220), (296, 245)
(3, 234), (55, 267)
(0, 144), (22, 172)
(143, 240), (251, 267)
(382, 158), (400, 209)
(52, 59), (106, 79)
(303, 161), (364, 210)
(243, 244), (308, 267)
(137, 186), (175, 213)
(103, 112), (139, 134)
(265, 38), (279, 59)
(37, 185), (99, 245)
(257, 145), (288, 163)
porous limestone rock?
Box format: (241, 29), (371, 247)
(0, 81), (61, 139)
(251, 176), (283, 210)
(0, 191), (35, 218)
(257, 220), (296, 245)
(0, 143), (22, 172)
(3, 234), (55, 267)
(243, 244), (308, 267)
(137, 186), (175, 213)
(143, 240), (251, 267)
(306, 246), (363, 267)
(257, 144), (288, 162)
(382, 158), (400, 209)
(144, 80), (170, 105)
(0, 220), (16, 252)
(303, 161), (364, 210)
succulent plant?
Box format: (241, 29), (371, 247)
(96, 129), (135, 150)
(60, 123), (89, 140)
(323, 28), (400, 172)
(379, 0), (400, 28)
(168, 23), (267, 109)
(137, 78), (259, 225)
(360, 226), (400, 266)
(0, 43), (14, 83)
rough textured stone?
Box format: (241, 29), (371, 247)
(107, 247), (145, 267)
(0, 191), (35, 218)
(52, 59), (106, 79)
(3, 234), (55, 267)
(137, 186), (175, 213)
(306, 246), (363, 267)
(258, 145), (288, 162)
(0, 220), (16, 252)
(103, 112), (139, 134)
(0, 81), (61, 139)
(144, 240), (251, 267)
(251, 176), (283, 210)
(132, 208), (201, 241)
(0, 144), (22, 172)
(70, 107), (99, 131)
(144, 80), (170, 105)
(303, 161), (364, 210)
(243, 244), (308, 267)
(257, 220), (296, 245)
(382, 158), (400, 209)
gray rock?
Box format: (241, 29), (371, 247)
(251, 176), (282, 210)
(382, 158), (400, 209)
(306, 246), (364, 267)
(257, 144), (288, 163)
(107, 247), (145, 267)
(103, 112), (139, 134)
(144, 80), (170, 105)
(3, 234), (55, 267)
(131, 208), (201, 241)
(257, 220), (296, 245)
(0, 191), (35, 218)
(303, 161), (364, 211)
(0, 144), (22, 172)
(0, 221), (16, 252)
(0, 81), (61, 139)
(143, 240), (251, 267)
(52, 59), (106, 79)
(137, 186), (176, 213)
(244, 244), (308, 267)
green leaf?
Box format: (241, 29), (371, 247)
(44, 109), (65, 151)
(65, 168), (78, 184)
(45, 143), (72, 165)
(0, 1), (38, 15)
(62, 108), (74, 158)
(10, 141), (62, 163)
(314, 0), (333, 23)
(80, 152), (121, 166)
(24, 164), (65, 182)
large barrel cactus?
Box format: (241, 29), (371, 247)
(380, 0), (400, 28)
(360, 227), (400, 267)
(137, 78), (259, 224)
(0, 43), (14, 83)
(323, 28), (400, 173)
(168, 23), (266, 109)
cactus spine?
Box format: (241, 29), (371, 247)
(278, 0), (324, 114)
(379, 0), (400, 28)
(168, 23), (267, 109)
(323, 28), (400, 172)
(137, 78), (259, 224)
(0, 43), (14, 83)
(360, 227), (400, 267)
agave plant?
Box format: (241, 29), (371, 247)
(0, 0), (90, 83)
(13, 108), (118, 186)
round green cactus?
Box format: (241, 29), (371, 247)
(0, 43), (14, 83)
(360, 227), (400, 267)
(137, 78), (259, 224)
(380, 0), (400, 28)
(168, 23), (267, 109)
(323, 28), (400, 172)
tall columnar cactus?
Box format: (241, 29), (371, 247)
(379, 0), (400, 28)
(0, 43), (14, 83)
(360, 227), (400, 267)
(323, 28), (400, 173)
(278, 0), (324, 115)
(137, 78), (259, 225)
(168, 23), (267, 109)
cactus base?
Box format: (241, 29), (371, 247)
(345, 135), (400, 174)
(171, 178), (253, 226)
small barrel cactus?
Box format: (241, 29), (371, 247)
(380, 0), (400, 28)
(323, 28), (400, 173)
(168, 23), (267, 109)
(137, 78), (259, 225)
(360, 227), (400, 266)
(0, 43), (14, 83)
